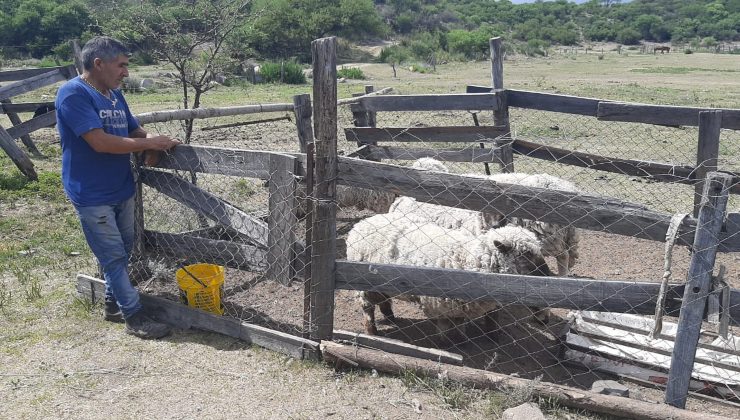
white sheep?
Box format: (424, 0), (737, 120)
(474, 172), (581, 277)
(347, 213), (553, 341)
(296, 184), (396, 217)
(400, 158), (580, 276)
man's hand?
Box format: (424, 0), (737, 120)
(146, 135), (181, 151)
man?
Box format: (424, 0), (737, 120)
(56, 36), (180, 339)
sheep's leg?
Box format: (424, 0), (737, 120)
(378, 299), (396, 324)
(531, 307), (551, 324)
(434, 318), (464, 347)
(361, 292), (387, 335)
(556, 254), (570, 277)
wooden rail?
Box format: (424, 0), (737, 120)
(352, 93), (500, 112)
(135, 103), (294, 124)
(0, 65), (75, 101)
(345, 126), (508, 143)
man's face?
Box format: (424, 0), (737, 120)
(95, 54), (129, 90)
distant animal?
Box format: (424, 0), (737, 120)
(654, 46), (670, 54)
(32, 104), (56, 128)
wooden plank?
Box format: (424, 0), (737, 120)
(490, 37), (510, 129)
(363, 144), (499, 163)
(292, 94), (313, 153)
(155, 144), (273, 179)
(364, 85), (377, 128)
(466, 85), (492, 93)
(0, 125), (37, 180)
(333, 329), (463, 365)
(0, 66), (74, 101)
(337, 86), (393, 105)
(335, 157), (740, 252)
(310, 36), (338, 341)
(70, 40), (84, 75)
(76, 274), (319, 360)
(321, 341), (725, 420)
(666, 172), (732, 408)
(507, 89), (603, 116)
(5, 110), (56, 139)
(344, 126), (509, 143)
(355, 93), (500, 112)
(0, 101), (55, 114)
(135, 103), (294, 124)
(143, 230), (268, 272)
(351, 92), (369, 130)
(598, 102), (740, 130)
(694, 111), (722, 217)
(336, 261), (689, 318)
(266, 154), (299, 285)
(140, 169), (268, 246)
(512, 138), (697, 182)
(0, 98), (41, 156)
(0, 65), (74, 82)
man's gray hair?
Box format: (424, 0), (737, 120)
(81, 36), (131, 71)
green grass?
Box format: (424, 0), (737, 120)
(630, 66), (740, 74)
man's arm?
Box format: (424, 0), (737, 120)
(81, 128), (179, 154)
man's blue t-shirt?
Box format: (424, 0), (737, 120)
(55, 76), (140, 207)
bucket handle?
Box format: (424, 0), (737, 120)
(180, 265), (208, 289)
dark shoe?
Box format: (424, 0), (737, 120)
(124, 311), (171, 339)
(104, 300), (124, 323)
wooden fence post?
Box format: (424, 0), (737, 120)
(665, 171), (732, 408)
(490, 37), (513, 173)
(0, 98), (41, 157)
(693, 111), (722, 217)
(309, 36), (338, 341)
(292, 94), (313, 153)
(131, 156), (146, 281)
(70, 40), (84, 75)
(364, 85), (377, 128)
(0, 126), (37, 180)
(267, 154), (299, 286)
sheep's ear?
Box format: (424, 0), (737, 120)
(492, 240), (512, 254)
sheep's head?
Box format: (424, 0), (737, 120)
(486, 226), (553, 276)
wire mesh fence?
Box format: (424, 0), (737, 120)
(333, 95), (740, 405)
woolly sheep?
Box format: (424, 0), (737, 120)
(347, 213), (553, 340)
(398, 158), (581, 276)
(296, 184), (396, 217)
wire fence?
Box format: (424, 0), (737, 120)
(333, 97), (740, 405)
(118, 89), (740, 410)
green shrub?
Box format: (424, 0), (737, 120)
(684, 49), (694, 54)
(378, 45), (410, 64)
(337, 67), (366, 80)
(259, 61), (306, 84)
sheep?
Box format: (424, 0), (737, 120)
(473, 172), (581, 277)
(398, 158), (581, 276)
(296, 184), (396, 217)
(347, 212), (553, 341)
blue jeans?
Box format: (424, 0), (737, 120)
(75, 196), (142, 318)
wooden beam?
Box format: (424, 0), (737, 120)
(693, 111), (722, 217)
(143, 230), (268, 272)
(489, 37), (510, 130)
(0, 66), (75, 101)
(292, 94), (313, 153)
(598, 102), (740, 130)
(140, 169), (268, 245)
(335, 157), (740, 251)
(310, 36), (339, 341)
(336, 260), (689, 318)
(354, 93), (500, 112)
(364, 85), (377, 128)
(506, 89), (603, 116)
(362, 144), (499, 163)
(154, 144), (283, 179)
(321, 342), (725, 420)
(344, 126), (509, 143)
(0, 65), (74, 83)
(0, 125), (37, 180)
(266, 154), (299, 285)
(76, 274), (319, 360)
(332, 329), (463, 365)
(0, 101), (55, 114)
(0, 98), (41, 156)
(5, 110), (56, 139)
(336, 86), (393, 106)
(135, 103), (294, 124)
(666, 172), (732, 408)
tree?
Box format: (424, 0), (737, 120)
(108, 0), (251, 142)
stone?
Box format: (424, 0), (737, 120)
(139, 78), (155, 89)
(502, 403), (546, 420)
(591, 379), (630, 397)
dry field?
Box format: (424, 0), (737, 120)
(2, 48), (740, 419)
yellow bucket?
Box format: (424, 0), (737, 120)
(176, 263), (225, 315)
